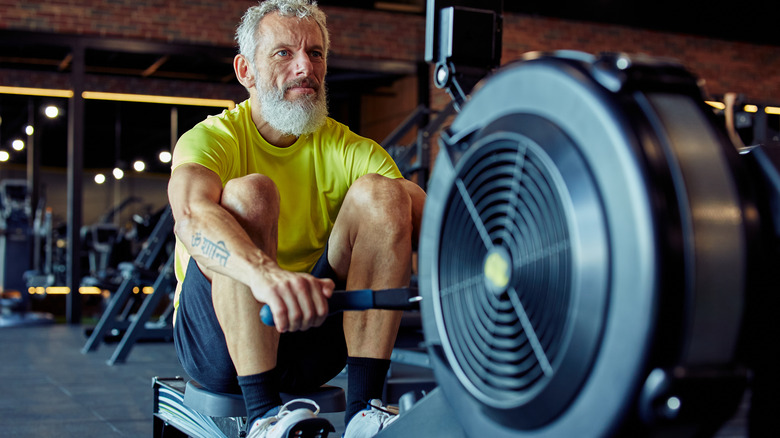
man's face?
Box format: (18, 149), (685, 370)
(252, 13), (328, 136)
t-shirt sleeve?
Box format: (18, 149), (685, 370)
(171, 124), (236, 185)
(342, 134), (403, 182)
(363, 142), (403, 179)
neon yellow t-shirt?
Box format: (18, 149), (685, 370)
(171, 99), (402, 301)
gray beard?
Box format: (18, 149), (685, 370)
(257, 78), (329, 137)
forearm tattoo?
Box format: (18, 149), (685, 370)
(191, 232), (230, 267)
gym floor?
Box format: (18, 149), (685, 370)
(0, 324), (349, 437)
(0, 323), (187, 437)
(0, 324), (748, 437)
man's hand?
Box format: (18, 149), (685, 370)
(251, 268), (334, 333)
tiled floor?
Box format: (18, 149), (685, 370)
(0, 322), (354, 437)
(0, 322), (750, 437)
(0, 323), (187, 437)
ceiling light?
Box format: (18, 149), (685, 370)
(0, 86), (73, 98)
(12, 139), (24, 151)
(133, 160), (146, 172)
(44, 106), (59, 118)
(0, 151), (9, 162)
(158, 151), (172, 163)
(82, 91), (235, 109)
(0, 86), (232, 109)
(94, 174), (106, 184)
(25, 125), (34, 136)
(113, 168), (124, 180)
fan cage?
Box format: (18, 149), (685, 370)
(438, 135), (573, 407)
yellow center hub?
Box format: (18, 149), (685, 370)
(484, 250), (510, 290)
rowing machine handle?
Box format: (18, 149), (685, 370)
(260, 288), (419, 326)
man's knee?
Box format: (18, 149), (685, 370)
(221, 173), (280, 222)
(346, 174), (413, 233)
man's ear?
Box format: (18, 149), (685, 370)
(234, 54), (256, 89)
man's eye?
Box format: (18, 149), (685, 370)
(311, 51), (323, 58)
(276, 50), (289, 57)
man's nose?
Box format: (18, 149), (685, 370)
(294, 51), (314, 76)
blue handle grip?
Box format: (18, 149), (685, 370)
(260, 305), (275, 326)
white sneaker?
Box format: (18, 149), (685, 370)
(343, 399), (399, 438)
(246, 398), (335, 438)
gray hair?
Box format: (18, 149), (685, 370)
(235, 0), (330, 66)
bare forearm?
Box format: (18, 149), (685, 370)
(173, 199), (276, 285)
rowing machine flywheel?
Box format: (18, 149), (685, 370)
(418, 51), (755, 436)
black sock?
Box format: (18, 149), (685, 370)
(237, 369), (283, 427)
(345, 356), (392, 425)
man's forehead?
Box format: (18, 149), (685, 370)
(257, 12), (325, 48)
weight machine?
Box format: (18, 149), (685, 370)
(0, 179), (53, 327)
(82, 205), (177, 365)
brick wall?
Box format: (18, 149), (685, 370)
(325, 6), (423, 62)
(1, 1), (778, 103)
(503, 14), (780, 104)
(0, 0), (243, 45)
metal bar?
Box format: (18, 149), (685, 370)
(66, 42), (85, 324)
(27, 98), (41, 270)
(754, 106), (769, 145)
(372, 287), (420, 309)
(108, 253), (176, 365)
(416, 61), (431, 191)
(81, 272), (136, 353)
(380, 104), (428, 148)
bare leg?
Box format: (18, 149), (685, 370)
(207, 174), (281, 376)
(328, 174), (426, 359)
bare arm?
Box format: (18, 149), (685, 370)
(168, 163), (332, 332)
(168, 163), (269, 282)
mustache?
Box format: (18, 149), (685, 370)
(283, 77), (320, 92)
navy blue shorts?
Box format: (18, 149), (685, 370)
(173, 249), (348, 394)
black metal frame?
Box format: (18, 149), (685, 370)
(82, 205), (176, 365)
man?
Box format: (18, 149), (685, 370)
(168, 1), (425, 437)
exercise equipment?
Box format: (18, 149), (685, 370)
(24, 202), (66, 291)
(379, 13), (780, 438)
(82, 205), (176, 364)
(80, 197), (157, 292)
(382, 102), (457, 192)
(152, 377), (346, 438)
(0, 180), (33, 295)
(259, 288), (421, 326)
(397, 48), (762, 437)
(0, 179), (53, 327)
(721, 92), (780, 150)
(364, 0), (780, 434)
